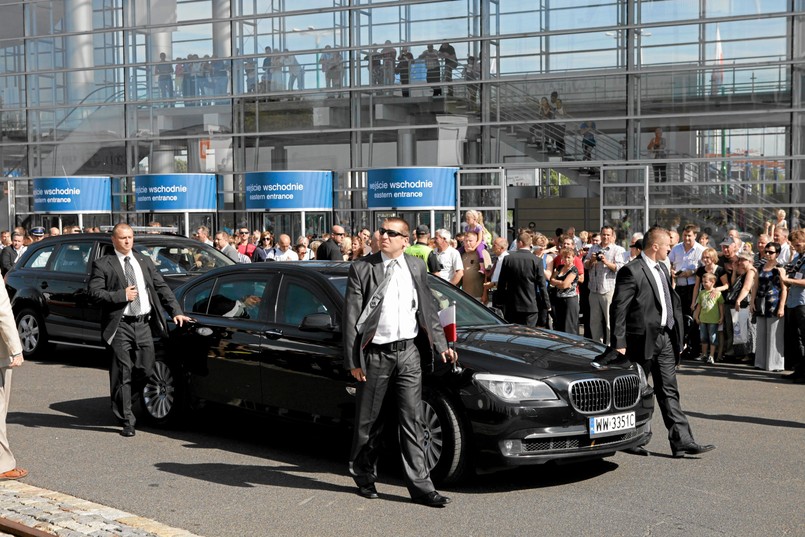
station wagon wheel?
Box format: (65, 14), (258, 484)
(421, 389), (468, 485)
(142, 360), (181, 425)
(15, 308), (46, 359)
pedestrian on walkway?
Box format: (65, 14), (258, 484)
(0, 277), (26, 480)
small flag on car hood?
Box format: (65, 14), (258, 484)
(438, 304), (457, 343)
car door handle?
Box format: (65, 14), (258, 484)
(264, 328), (283, 339)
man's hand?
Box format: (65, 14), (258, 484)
(242, 295), (261, 308)
(441, 348), (458, 363)
(616, 348), (626, 355)
(125, 285), (138, 301)
(9, 353), (23, 368)
(351, 367), (366, 382)
(172, 314), (193, 327)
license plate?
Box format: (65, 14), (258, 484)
(589, 411), (636, 438)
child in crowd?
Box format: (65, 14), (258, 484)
(693, 272), (724, 364)
(462, 210), (489, 273)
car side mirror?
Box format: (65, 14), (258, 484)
(299, 312), (337, 332)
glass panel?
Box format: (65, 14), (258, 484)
(52, 242), (93, 274)
(22, 245), (56, 270)
(208, 275), (271, 319)
(276, 280), (333, 326)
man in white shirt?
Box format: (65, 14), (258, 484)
(343, 218), (456, 507)
(668, 225), (706, 353)
(433, 229), (463, 286)
(775, 227), (792, 264)
(584, 225), (625, 345)
(273, 234), (297, 261)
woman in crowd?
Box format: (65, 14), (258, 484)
(549, 247), (579, 334)
(349, 235), (365, 260)
(751, 242), (787, 371)
(252, 232), (274, 262)
(340, 235), (352, 261)
(727, 251), (758, 361)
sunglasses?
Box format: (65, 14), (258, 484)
(333, 232), (345, 236)
(378, 228), (405, 238)
(239, 231), (249, 235)
(765, 250), (777, 254)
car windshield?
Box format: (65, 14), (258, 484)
(134, 243), (232, 275)
(327, 272), (505, 329)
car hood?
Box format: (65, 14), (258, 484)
(454, 324), (633, 378)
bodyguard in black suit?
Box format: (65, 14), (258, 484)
(316, 225), (346, 260)
(343, 217), (457, 507)
(88, 224), (191, 437)
(610, 227), (715, 457)
(496, 231), (550, 326)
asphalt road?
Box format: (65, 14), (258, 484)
(7, 347), (804, 537)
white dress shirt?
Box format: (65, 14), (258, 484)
(372, 254), (419, 344)
(641, 252), (670, 328)
(115, 250), (152, 316)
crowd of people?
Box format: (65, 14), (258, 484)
(207, 209), (802, 383)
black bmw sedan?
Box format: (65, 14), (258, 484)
(144, 262), (654, 483)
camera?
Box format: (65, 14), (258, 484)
(596, 252), (604, 262)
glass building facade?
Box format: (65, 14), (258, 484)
(0, 0), (802, 240)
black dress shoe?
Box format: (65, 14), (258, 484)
(413, 491), (451, 508)
(624, 445), (650, 456)
(357, 484), (378, 499)
(121, 425), (135, 437)
(672, 442), (715, 457)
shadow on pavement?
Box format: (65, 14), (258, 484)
(686, 410), (805, 430)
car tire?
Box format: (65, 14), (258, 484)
(421, 389), (468, 485)
(140, 360), (183, 426)
(15, 308), (47, 359)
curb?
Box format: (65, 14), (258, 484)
(0, 481), (203, 537)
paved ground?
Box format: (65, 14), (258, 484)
(2, 347), (804, 537)
(0, 480), (201, 537)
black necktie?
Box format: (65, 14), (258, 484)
(124, 256), (141, 315)
(654, 264), (674, 330)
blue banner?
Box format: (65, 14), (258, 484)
(33, 176), (111, 214)
(245, 171), (333, 211)
(367, 167), (457, 210)
(134, 174), (217, 213)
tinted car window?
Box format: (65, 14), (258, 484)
(22, 245), (56, 270)
(51, 243), (93, 274)
(277, 280), (333, 326)
(184, 278), (216, 315)
(427, 276), (505, 328)
(133, 243), (231, 275)
(206, 276), (271, 319)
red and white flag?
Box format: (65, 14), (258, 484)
(439, 304), (457, 343)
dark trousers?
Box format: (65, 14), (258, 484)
(349, 344), (434, 499)
(784, 305), (805, 375)
(554, 295), (579, 334)
(109, 319), (155, 427)
(676, 284), (700, 351)
(639, 331), (694, 449)
(505, 310), (538, 327)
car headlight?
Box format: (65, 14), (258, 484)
(474, 373), (558, 403)
(635, 363), (649, 392)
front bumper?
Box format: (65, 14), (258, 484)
(464, 388), (655, 469)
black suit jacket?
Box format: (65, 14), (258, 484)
(610, 256), (684, 361)
(88, 251), (184, 344)
(0, 247), (21, 276)
(316, 238), (343, 261)
(343, 252), (448, 372)
(496, 249), (549, 314)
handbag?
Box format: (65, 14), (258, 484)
(724, 276), (749, 308)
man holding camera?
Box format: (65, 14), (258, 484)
(584, 226), (624, 344)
